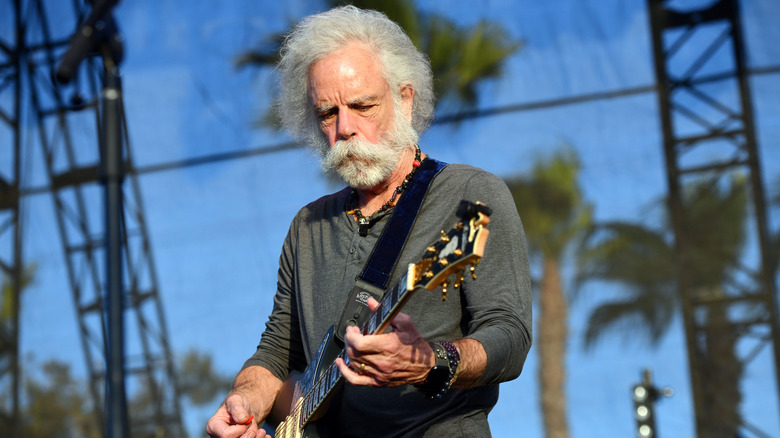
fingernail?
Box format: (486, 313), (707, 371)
(240, 416), (254, 425)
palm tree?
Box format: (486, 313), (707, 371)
(235, 0), (522, 123)
(575, 174), (749, 436)
(505, 148), (592, 438)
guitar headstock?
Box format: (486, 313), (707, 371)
(410, 201), (491, 299)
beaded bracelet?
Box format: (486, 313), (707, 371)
(434, 341), (461, 386)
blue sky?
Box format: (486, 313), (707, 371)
(6, 0), (780, 437)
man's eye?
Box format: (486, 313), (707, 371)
(352, 104), (374, 112)
(318, 110), (336, 120)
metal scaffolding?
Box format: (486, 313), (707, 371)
(648, 0), (780, 436)
(0, 1), (24, 435)
(0, 0), (183, 435)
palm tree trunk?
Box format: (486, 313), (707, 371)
(699, 296), (743, 437)
(539, 257), (569, 438)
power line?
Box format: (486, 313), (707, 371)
(133, 140), (301, 174)
(434, 84), (656, 124)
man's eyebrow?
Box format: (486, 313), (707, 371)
(349, 95), (379, 105)
(313, 95), (379, 113)
(314, 104), (335, 113)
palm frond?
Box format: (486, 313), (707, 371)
(575, 221), (676, 293)
(583, 291), (676, 350)
(505, 148), (591, 258)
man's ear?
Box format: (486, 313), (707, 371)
(399, 84), (414, 121)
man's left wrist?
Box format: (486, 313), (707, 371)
(416, 341), (461, 399)
(436, 341), (461, 386)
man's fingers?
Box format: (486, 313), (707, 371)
(224, 394), (253, 425)
(335, 357), (378, 386)
(206, 401), (257, 438)
(239, 425), (265, 438)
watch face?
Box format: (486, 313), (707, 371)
(418, 343), (455, 399)
(428, 365), (450, 382)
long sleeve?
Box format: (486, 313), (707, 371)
(458, 169), (533, 385)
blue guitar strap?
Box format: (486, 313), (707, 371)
(360, 157), (448, 289)
(334, 157), (448, 343)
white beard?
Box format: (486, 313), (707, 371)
(322, 136), (404, 190)
(319, 107), (419, 190)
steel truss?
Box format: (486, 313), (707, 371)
(0, 0), (183, 435)
(648, 0), (780, 436)
(0, 1), (24, 435)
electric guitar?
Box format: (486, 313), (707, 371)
(272, 200), (492, 438)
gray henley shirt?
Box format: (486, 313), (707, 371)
(244, 162), (532, 437)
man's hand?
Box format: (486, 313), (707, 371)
(335, 298), (434, 387)
(206, 394), (266, 438)
(205, 366), (282, 438)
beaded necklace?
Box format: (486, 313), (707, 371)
(348, 147), (422, 237)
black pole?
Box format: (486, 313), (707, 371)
(56, 1), (128, 436)
(55, 0), (121, 84)
(102, 63), (128, 438)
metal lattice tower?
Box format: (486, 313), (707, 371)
(648, 0), (780, 436)
(0, 1), (24, 435)
(0, 0), (184, 435)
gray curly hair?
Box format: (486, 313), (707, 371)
(276, 5), (435, 148)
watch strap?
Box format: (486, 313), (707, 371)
(416, 341), (460, 399)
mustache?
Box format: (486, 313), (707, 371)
(326, 138), (387, 166)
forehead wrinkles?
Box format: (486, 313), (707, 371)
(308, 43), (390, 106)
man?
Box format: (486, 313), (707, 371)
(207, 6), (531, 437)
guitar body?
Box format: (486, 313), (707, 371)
(273, 327), (343, 438)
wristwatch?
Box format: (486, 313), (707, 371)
(417, 341), (460, 399)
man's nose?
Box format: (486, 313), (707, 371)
(336, 110), (357, 140)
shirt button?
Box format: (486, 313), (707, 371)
(350, 247), (356, 254)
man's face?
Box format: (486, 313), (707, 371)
(308, 43), (415, 189)
(309, 43), (404, 147)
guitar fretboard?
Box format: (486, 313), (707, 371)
(297, 268), (415, 427)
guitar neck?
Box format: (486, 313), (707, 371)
(297, 267), (417, 426)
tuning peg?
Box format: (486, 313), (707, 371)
(470, 264), (477, 280)
(441, 281), (448, 301)
(454, 270), (465, 289)
(440, 230), (450, 243)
